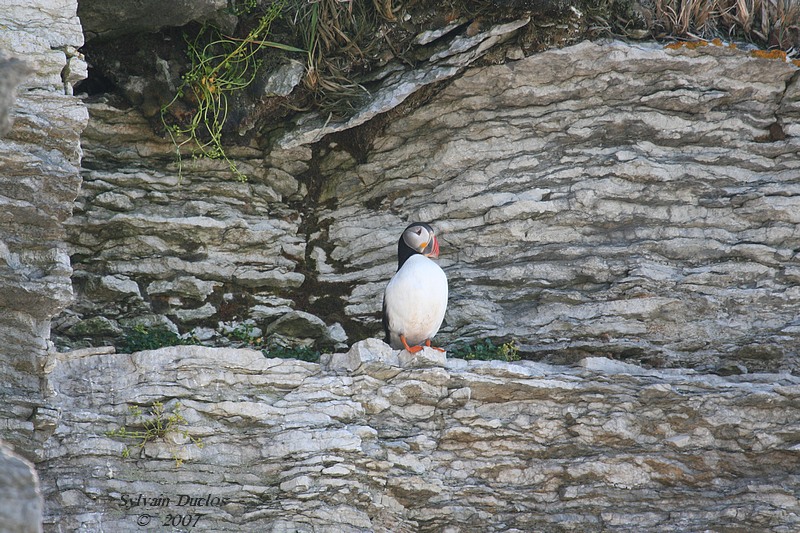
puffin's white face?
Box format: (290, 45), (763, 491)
(403, 225), (439, 258)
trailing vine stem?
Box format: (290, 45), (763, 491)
(161, 0), (303, 181)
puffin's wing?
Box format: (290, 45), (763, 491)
(381, 291), (391, 345)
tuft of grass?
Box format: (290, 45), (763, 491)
(449, 338), (521, 362)
(652, 0), (800, 49)
(117, 324), (200, 353)
(106, 402), (203, 468)
(290, 0), (380, 114)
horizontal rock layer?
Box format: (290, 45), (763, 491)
(57, 15), (537, 354)
(41, 341), (800, 531)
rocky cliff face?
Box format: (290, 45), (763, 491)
(61, 39), (800, 373)
(3, 0), (800, 531)
(0, 0), (88, 454)
(315, 40), (800, 371)
(41, 340), (800, 531)
(0, 1), (87, 531)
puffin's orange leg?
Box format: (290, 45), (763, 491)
(401, 334), (423, 353)
(424, 339), (446, 352)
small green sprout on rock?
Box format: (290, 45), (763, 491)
(106, 401), (203, 468)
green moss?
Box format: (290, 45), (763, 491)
(449, 338), (521, 362)
(263, 344), (322, 362)
(117, 324), (200, 353)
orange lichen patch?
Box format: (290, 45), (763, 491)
(711, 38), (723, 46)
(793, 59), (800, 67)
(750, 49), (787, 61)
(728, 42), (737, 49)
(664, 40), (710, 50)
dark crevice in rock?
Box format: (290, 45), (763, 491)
(73, 66), (117, 96)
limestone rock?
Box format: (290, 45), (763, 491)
(323, 337), (401, 376)
(0, 441), (43, 533)
(79, 0), (228, 41)
(316, 40), (800, 372)
(92, 191), (133, 211)
(56, 39), (800, 373)
(38, 342), (800, 531)
(262, 60), (306, 97)
(98, 275), (141, 299)
(0, 56), (27, 135)
(67, 316), (122, 337)
(146, 276), (219, 300)
(265, 310), (330, 340)
(398, 346), (447, 368)
(0, 0), (88, 454)
(55, 38), (800, 375)
(56, 102), (308, 349)
(5, 0), (800, 529)
(277, 17), (531, 149)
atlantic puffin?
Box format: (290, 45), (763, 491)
(382, 222), (448, 353)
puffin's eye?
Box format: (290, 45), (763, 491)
(415, 228), (422, 235)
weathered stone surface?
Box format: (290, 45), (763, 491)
(278, 17), (531, 149)
(78, 0), (228, 41)
(55, 98), (313, 348)
(315, 40), (800, 371)
(39, 340), (800, 531)
(0, 441), (43, 533)
(263, 59), (306, 97)
(265, 310), (329, 340)
(60, 40), (800, 373)
(0, 0), (88, 455)
(5, 0), (799, 529)
(0, 56), (27, 135)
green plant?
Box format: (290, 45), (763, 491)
(106, 402), (203, 468)
(161, 0), (303, 181)
(226, 322), (258, 343)
(231, 0), (259, 16)
(218, 321), (324, 361)
(263, 344), (322, 362)
(118, 324), (199, 353)
(449, 338), (521, 362)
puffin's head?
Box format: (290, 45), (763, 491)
(402, 222), (439, 259)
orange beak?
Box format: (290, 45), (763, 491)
(424, 236), (440, 258)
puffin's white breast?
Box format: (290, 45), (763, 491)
(384, 254), (448, 348)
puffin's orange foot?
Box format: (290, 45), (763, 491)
(424, 339), (446, 352)
(401, 334), (423, 354)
